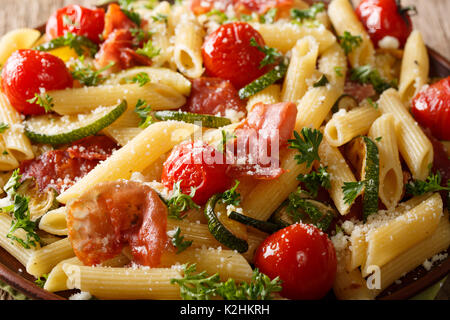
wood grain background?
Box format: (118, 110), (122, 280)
(0, 0), (448, 300)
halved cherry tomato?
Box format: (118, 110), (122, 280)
(161, 141), (232, 205)
(411, 77), (450, 141)
(1, 49), (73, 115)
(46, 5), (105, 44)
(202, 22), (269, 89)
(182, 77), (246, 116)
(254, 223), (337, 300)
(356, 0), (415, 48)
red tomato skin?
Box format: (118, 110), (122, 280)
(1, 49), (73, 115)
(355, 0), (413, 48)
(46, 5), (105, 44)
(202, 22), (268, 89)
(182, 77), (246, 116)
(411, 77), (450, 141)
(234, 0), (294, 14)
(102, 3), (137, 40)
(161, 141), (232, 205)
(190, 0), (233, 15)
(254, 223), (337, 300)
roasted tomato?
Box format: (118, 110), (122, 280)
(46, 4), (105, 44)
(411, 77), (450, 141)
(254, 223), (337, 300)
(190, 0), (233, 15)
(202, 22), (269, 89)
(355, 0), (415, 48)
(161, 141), (232, 205)
(234, 0), (294, 14)
(182, 77), (246, 116)
(1, 49), (73, 115)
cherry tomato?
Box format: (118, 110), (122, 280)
(190, 0), (233, 15)
(1, 49), (73, 115)
(202, 22), (269, 89)
(411, 77), (450, 141)
(254, 223), (337, 300)
(355, 0), (415, 48)
(161, 141), (232, 205)
(46, 5), (105, 44)
(234, 0), (294, 14)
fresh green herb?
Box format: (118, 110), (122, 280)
(240, 14), (253, 22)
(406, 172), (450, 196)
(167, 181), (200, 220)
(288, 128), (323, 168)
(27, 93), (54, 113)
(130, 28), (152, 44)
(222, 180), (241, 206)
(70, 58), (114, 86)
(286, 188), (334, 231)
(7, 195), (40, 249)
(250, 38), (281, 68)
(297, 166), (331, 197)
(134, 99), (154, 128)
(334, 66), (344, 77)
(152, 13), (168, 23)
(34, 32), (98, 57)
(291, 3), (325, 22)
(62, 15), (79, 28)
(2, 151), (8, 155)
(129, 72), (151, 87)
(0, 123), (9, 133)
(144, 0), (159, 9)
(119, 0), (142, 26)
(366, 97), (379, 109)
(171, 263), (282, 300)
(350, 65), (396, 94)
(206, 9), (229, 24)
(375, 136), (382, 142)
(4, 169), (22, 198)
(335, 224), (343, 234)
(338, 31), (363, 55)
(259, 8), (277, 24)
(35, 274), (49, 288)
(171, 227), (193, 254)
(313, 74), (329, 87)
(136, 40), (161, 59)
(217, 130), (236, 153)
(342, 181), (365, 205)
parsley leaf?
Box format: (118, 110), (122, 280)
(27, 93), (54, 113)
(170, 227), (193, 254)
(342, 181), (365, 205)
(350, 65), (396, 94)
(152, 13), (168, 23)
(406, 172), (450, 196)
(134, 99), (154, 128)
(7, 194), (40, 249)
(171, 264), (282, 300)
(338, 31), (363, 55)
(291, 3), (325, 22)
(334, 66), (344, 77)
(250, 38), (281, 68)
(62, 15), (80, 28)
(366, 97), (379, 109)
(313, 74), (329, 87)
(35, 274), (49, 288)
(0, 123), (9, 133)
(119, 0), (142, 26)
(130, 28), (152, 44)
(222, 180), (241, 206)
(128, 72), (151, 87)
(4, 169), (22, 198)
(34, 32), (98, 57)
(70, 58), (114, 86)
(167, 181), (200, 220)
(259, 8), (277, 24)
(136, 40), (161, 59)
(297, 166), (331, 198)
(206, 9), (229, 24)
(288, 128), (323, 168)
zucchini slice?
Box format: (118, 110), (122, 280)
(238, 62), (288, 100)
(25, 100), (127, 145)
(331, 94), (358, 113)
(204, 194), (248, 253)
(154, 111), (232, 128)
(360, 136), (380, 221)
(228, 211), (281, 234)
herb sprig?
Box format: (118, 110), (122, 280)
(167, 181), (200, 220)
(221, 180), (241, 206)
(170, 227), (193, 254)
(34, 32), (98, 57)
(134, 99), (154, 128)
(171, 264), (282, 300)
(250, 38), (282, 68)
(338, 31), (363, 55)
(297, 166), (331, 198)
(136, 40), (161, 59)
(406, 172), (450, 196)
(291, 3), (325, 22)
(27, 93), (54, 113)
(350, 65), (396, 94)
(288, 128), (323, 168)
(70, 58), (114, 86)
(0, 123), (9, 134)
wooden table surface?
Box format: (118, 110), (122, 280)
(0, 0), (449, 300)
